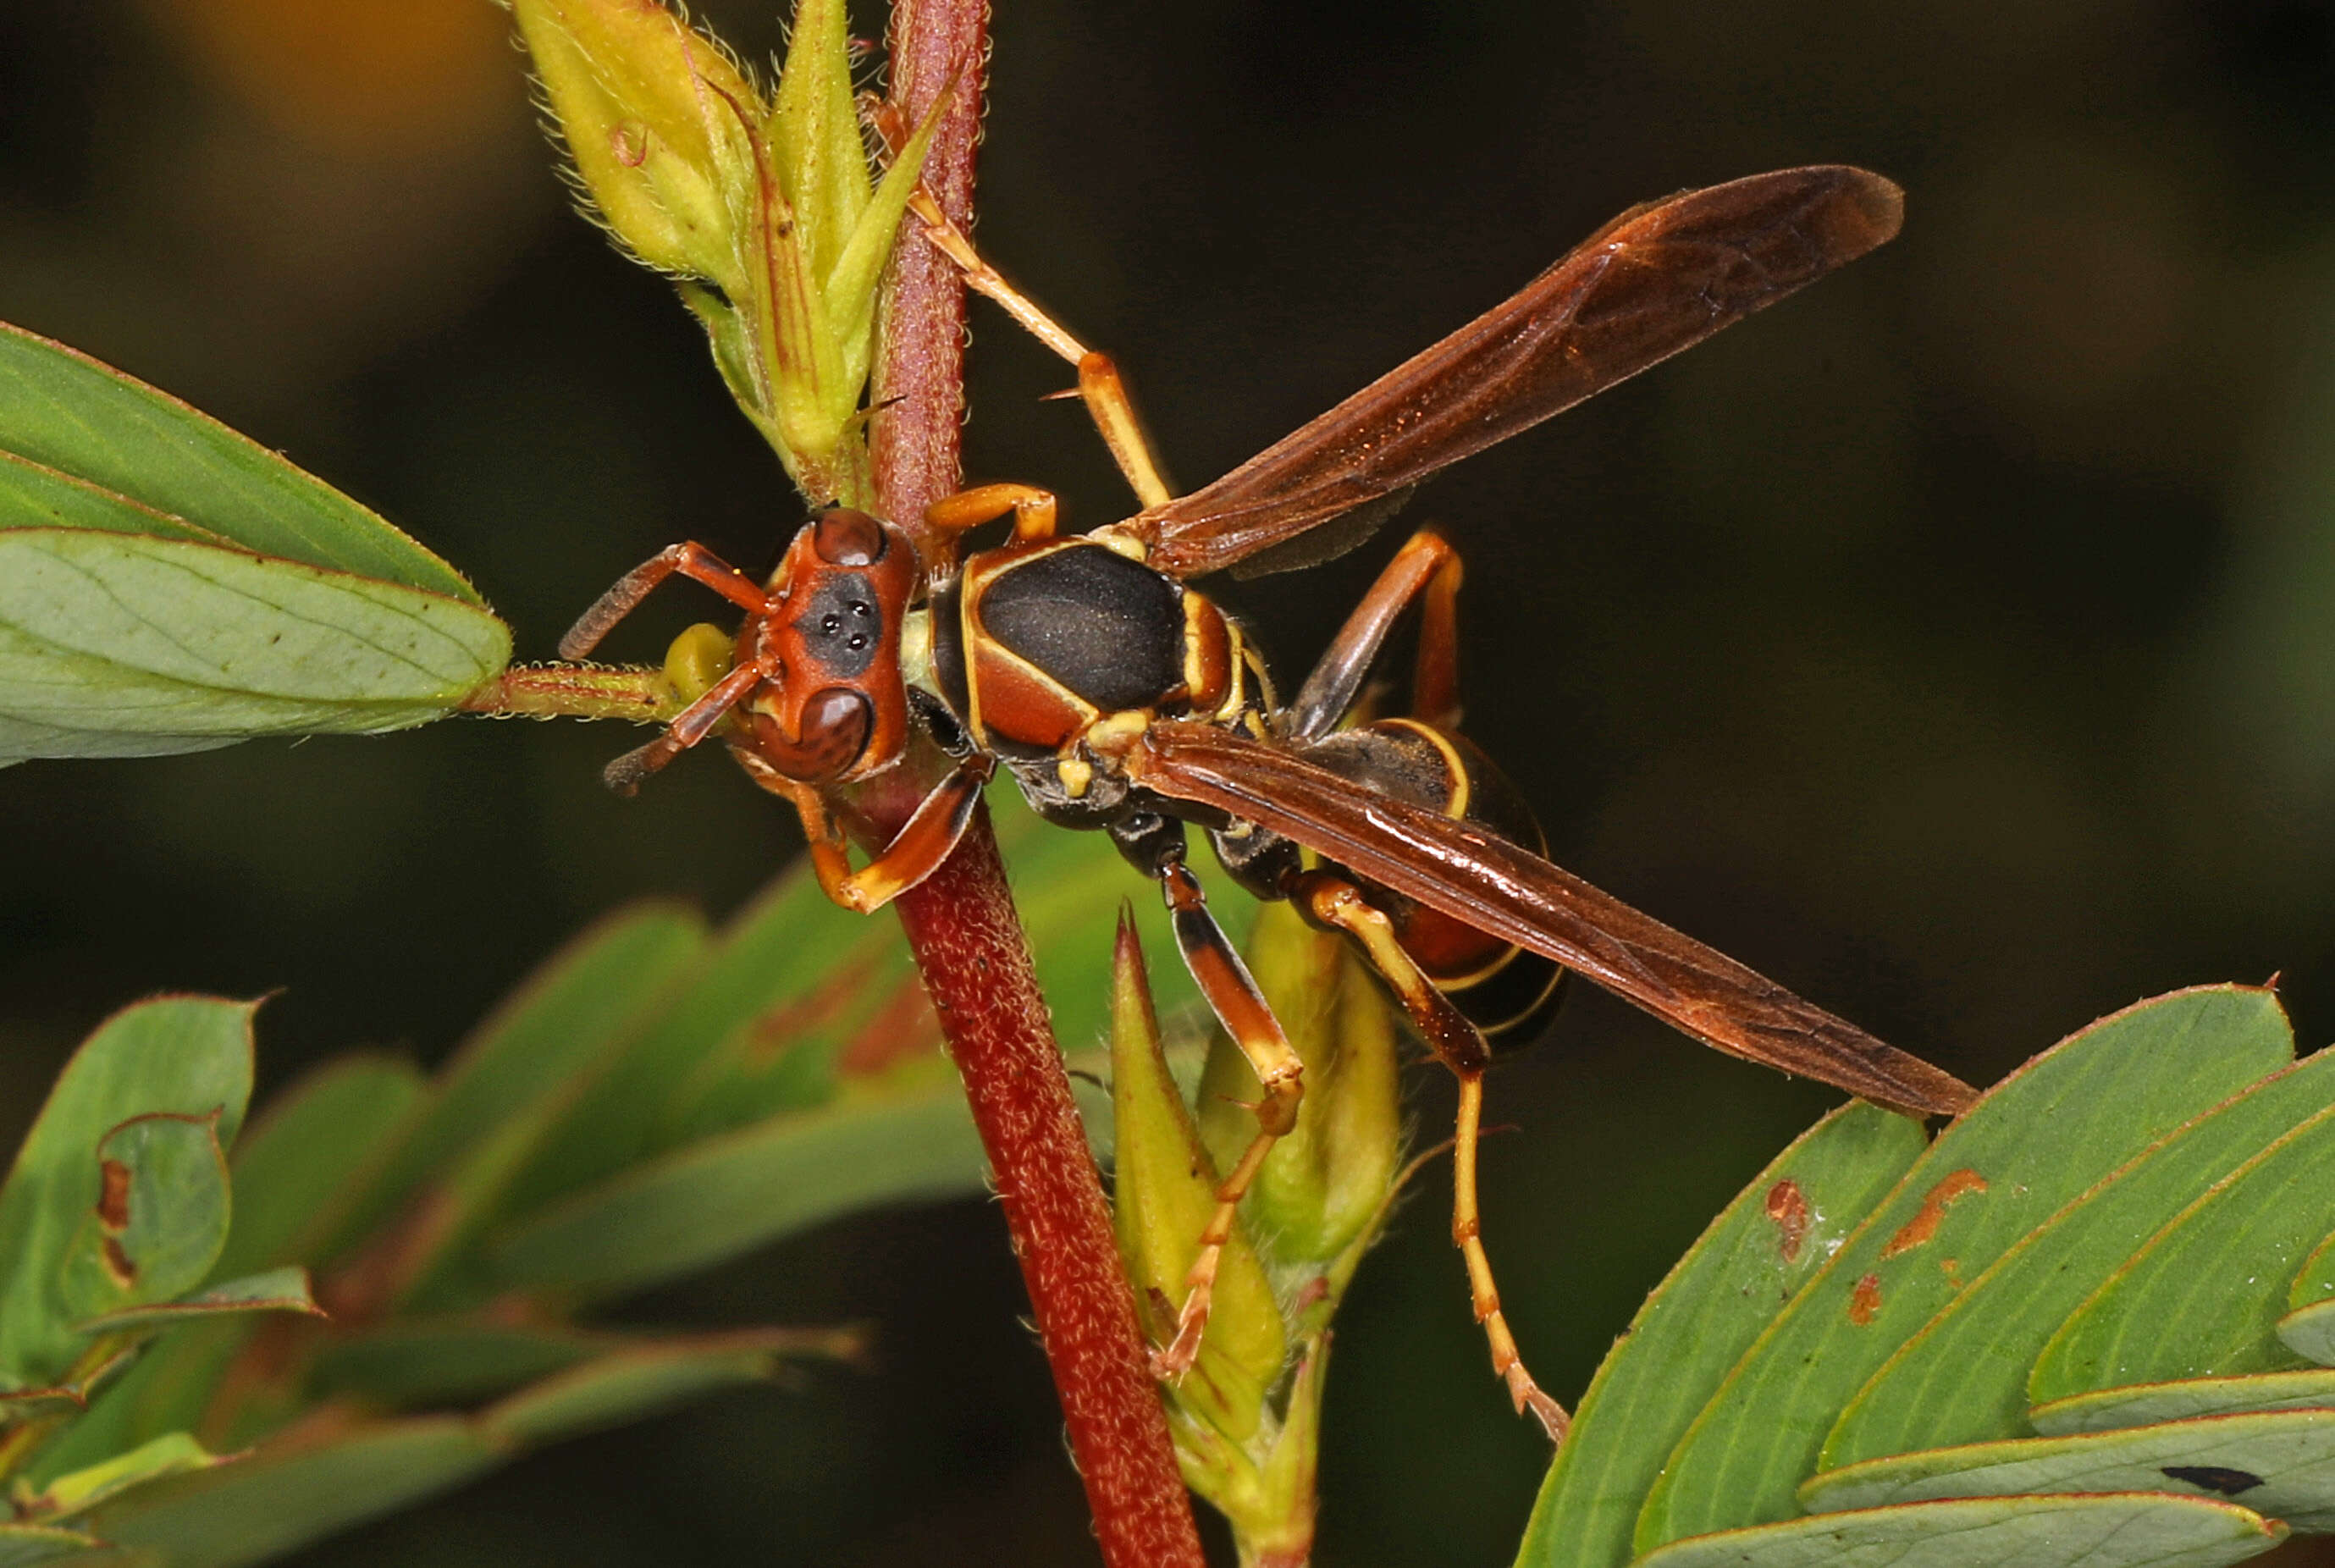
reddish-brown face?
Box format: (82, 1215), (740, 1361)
(733, 508), (919, 784)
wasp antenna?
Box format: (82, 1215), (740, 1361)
(602, 737), (674, 797)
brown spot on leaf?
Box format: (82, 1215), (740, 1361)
(96, 1158), (131, 1230)
(836, 979), (943, 1077)
(1848, 1273), (1882, 1325)
(1880, 1168), (1988, 1259)
(1765, 1179), (1812, 1263)
(102, 1236), (137, 1289)
(744, 952), (890, 1068)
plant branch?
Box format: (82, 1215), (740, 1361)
(863, 3), (1208, 1565)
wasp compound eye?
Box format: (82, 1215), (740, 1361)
(747, 686), (873, 784)
(812, 508), (886, 566)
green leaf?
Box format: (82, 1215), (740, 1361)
(18, 1327), (245, 1493)
(475, 1330), (836, 1447)
(0, 321), (478, 601)
(492, 864), (897, 1214)
(498, 791), (1227, 1221)
(0, 529), (510, 765)
(484, 1068), (1002, 1297)
(91, 1417), (500, 1568)
(309, 1319), (610, 1408)
(0, 998), (255, 1390)
(0, 1527), (104, 1566)
(213, 1056), (426, 1279)
(1635, 986), (2294, 1551)
(1631, 1494), (2284, 1568)
(2029, 1098), (2335, 1404)
(1802, 1409), (2335, 1532)
(1824, 1036), (2332, 1467)
(26, 1433), (221, 1523)
(2281, 1300), (2335, 1366)
(2285, 1226), (2335, 1317)
(0, 451), (231, 547)
(1515, 1101), (1926, 1568)
(71, 1267), (320, 1337)
(57, 1115), (229, 1328)
(2031, 1370), (2335, 1436)
(301, 905), (707, 1295)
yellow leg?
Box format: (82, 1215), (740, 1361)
(1151, 856), (1304, 1379)
(925, 482), (1060, 546)
(769, 761), (994, 914)
(900, 188), (1174, 511)
(1300, 873), (1569, 1443)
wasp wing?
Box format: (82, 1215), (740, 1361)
(1130, 165), (1902, 581)
(1129, 720), (1975, 1115)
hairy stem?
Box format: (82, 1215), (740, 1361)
(863, 3), (1208, 1564)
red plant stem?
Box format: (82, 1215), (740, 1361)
(864, 3), (1209, 1565)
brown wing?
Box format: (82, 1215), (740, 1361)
(1129, 720), (1975, 1116)
(1129, 165), (1903, 580)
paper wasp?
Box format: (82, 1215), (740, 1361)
(560, 164), (1979, 1439)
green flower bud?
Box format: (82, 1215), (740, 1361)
(504, 0), (755, 284)
(1107, 908), (1284, 1444)
(508, 0), (941, 506)
(1195, 899), (1403, 1271)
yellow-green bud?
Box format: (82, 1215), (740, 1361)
(505, 0), (756, 284)
(1107, 908), (1284, 1444)
(660, 621), (736, 706)
(1196, 899), (1403, 1270)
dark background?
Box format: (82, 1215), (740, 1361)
(6, 0), (2335, 1562)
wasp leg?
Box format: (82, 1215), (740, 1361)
(897, 189), (1174, 512)
(1296, 869), (1569, 1444)
(925, 482), (1062, 547)
(1113, 813), (1305, 1378)
(560, 541), (770, 661)
(599, 659), (768, 797)
(1284, 530), (1463, 743)
(756, 757), (999, 915)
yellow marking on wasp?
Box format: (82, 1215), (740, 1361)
(1057, 757), (1094, 798)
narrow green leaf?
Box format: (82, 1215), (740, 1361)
(825, 97), (941, 395)
(0, 998), (255, 1390)
(213, 1056), (426, 1279)
(57, 1115), (229, 1327)
(1634, 1494), (2284, 1568)
(2281, 1301), (2335, 1366)
(1803, 1409), (2335, 1532)
(1636, 986), (2294, 1551)
(2032, 1371), (2335, 1436)
(305, 904), (706, 1268)
(485, 1070), (993, 1297)
(29, 1433), (220, 1523)
(0, 529), (510, 764)
(19, 1326), (245, 1493)
(766, 0), (869, 290)
(0, 321), (479, 601)
(494, 861), (896, 1213)
(72, 1268), (319, 1337)
(476, 1331), (830, 1447)
(1825, 1040), (2332, 1467)
(1515, 1101), (1926, 1568)
(0, 1527), (104, 1566)
(0, 451), (231, 546)
(2029, 1099), (2335, 1404)
(91, 1417), (500, 1568)
(309, 1319), (610, 1408)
